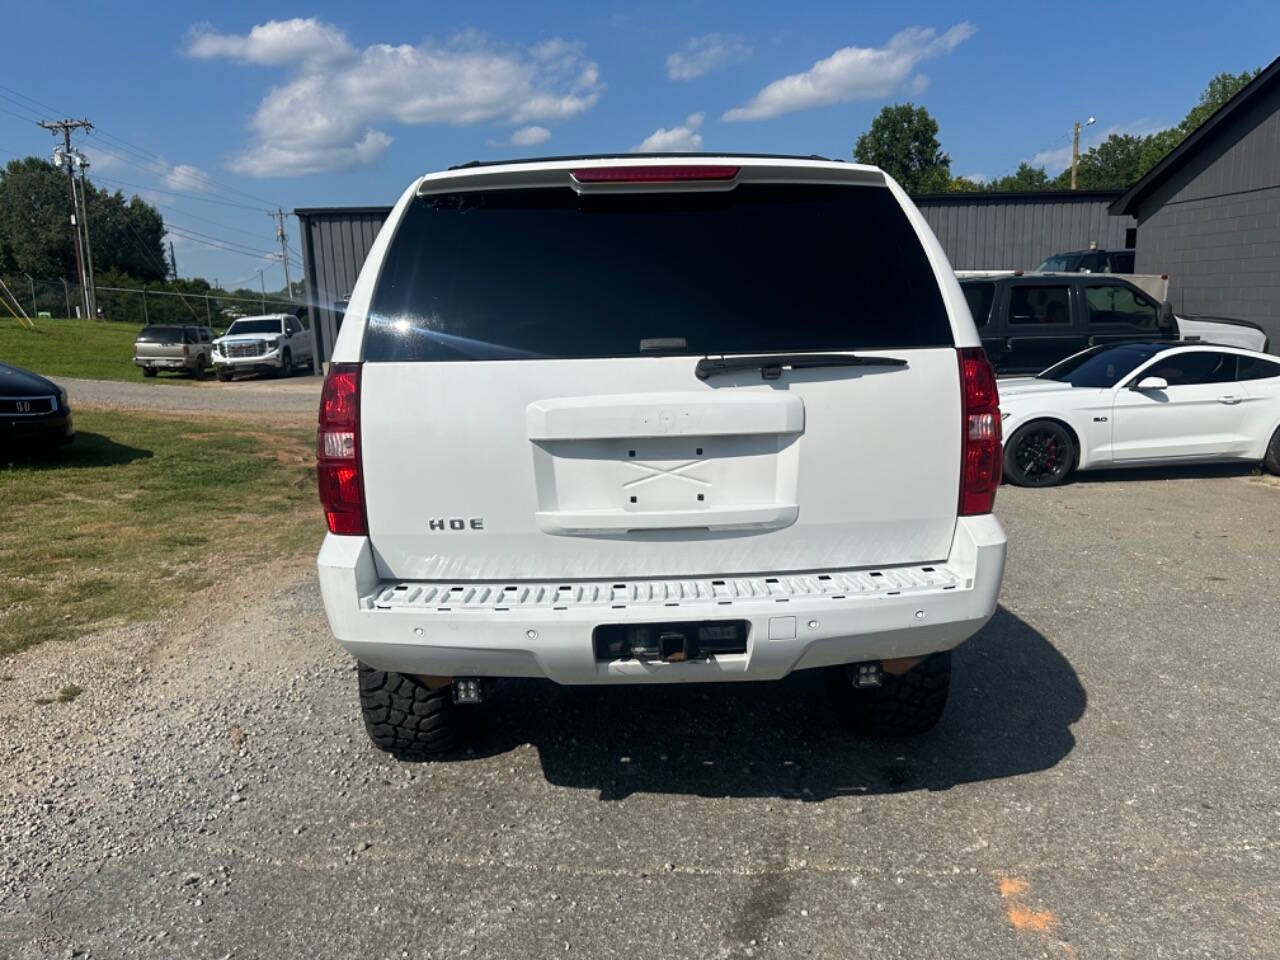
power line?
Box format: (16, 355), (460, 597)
(165, 223), (279, 259)
(91, 171), (268, 211)
(144, 196), (283, 243)
(90, 129), (283, 209)
(0, 81), (284, 209)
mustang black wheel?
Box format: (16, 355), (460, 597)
(1004, 420), (1076, 487)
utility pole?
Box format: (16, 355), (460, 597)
(39, 118), (93, 319)
(269, 209), (293, 299)
(1070, 116), (1095, 191)
(73, 151), (97, 317)
(258, 268), (266, 312)
(169, 241), (178, 280)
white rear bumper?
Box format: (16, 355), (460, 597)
(317, 515), (1006, 685)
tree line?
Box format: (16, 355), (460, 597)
(853, 69), (1260, 194)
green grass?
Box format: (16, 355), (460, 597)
(0, 316), (226, 384)
(0, 409), (321, 655)
(0, 316), (147, 382)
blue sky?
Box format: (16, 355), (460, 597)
(2, 1), (1277, 287)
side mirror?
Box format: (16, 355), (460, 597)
(1134, 376), (1168, 391)
(1158, 301), (1176, 332)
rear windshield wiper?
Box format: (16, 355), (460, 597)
(695, 352), (907, 381)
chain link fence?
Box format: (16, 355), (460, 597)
(2, 275), (302, 329)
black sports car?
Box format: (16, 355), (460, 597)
(0, 361), (74, 453)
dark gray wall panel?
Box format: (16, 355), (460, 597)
(1133, 82), (1280, 349)
(296, 209), (391, 367)
(914, 194), (1132, 270)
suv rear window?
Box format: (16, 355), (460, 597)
(364, 183), (952, 361)
(137, 326), (195, 343)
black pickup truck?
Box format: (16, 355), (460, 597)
(960, 273), (1269, 375)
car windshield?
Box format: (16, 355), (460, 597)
(225, 318), (283, 335)
(1039, 342), (1173, 387)
(1035, 253), (1081, 272)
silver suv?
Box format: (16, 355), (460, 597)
(133, 325), (215, 378)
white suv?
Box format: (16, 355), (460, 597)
(315, 156), (1007, 757)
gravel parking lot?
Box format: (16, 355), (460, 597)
(56, 376), (322, 422)
(2, 467), (1277, 959)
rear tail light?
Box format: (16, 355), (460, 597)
(958, 347), (1002, 515)
(571, 165), (740, 183)
(317, 362), (365, 535)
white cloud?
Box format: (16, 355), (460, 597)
(958, 171), (988, 184)
(230, 130), (395, 178)
(633, 113), (705, 152)
(509, 125), (551, 146)
(722, 23), (975, 122)
(80, 146), (123, 173)
(187, 20), (604, 176)
(163, 163), (214, 192)
(186, 18), (352, 65)
(1031, 120), (1167, 173)
(666, 34), (752, 81)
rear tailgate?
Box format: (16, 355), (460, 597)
(357, 161), (963, 582)
(135, 327), (189, 362)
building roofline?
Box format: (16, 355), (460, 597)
(1110, 55), (1280, 216)
(912, 188), (1125, 203)
(294, 206), (393, 218)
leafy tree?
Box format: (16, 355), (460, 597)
(1177, 69), (1260, 135)
(0, 156), (167, 282)
(0, 158), (77, 278)
(83, 184), (167, 282)
(854, 103), (952, 194)
(1050, 132), (1154, 189)
(985, 163), (1052, 192)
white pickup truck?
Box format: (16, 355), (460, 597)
(316, 155), (1008, 757)
(211, 314), (313, 380)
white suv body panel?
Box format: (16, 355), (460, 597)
(319, 156), (1006, 681)
(318, 515), (1005, 684)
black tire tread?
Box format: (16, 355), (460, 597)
(357, 663), (464, 757)
(826, 651), (951, 736)
(1264, 425), (1280, 476)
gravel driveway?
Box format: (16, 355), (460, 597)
(56, 376), (322, 422)
(2, 468), (1277, 959)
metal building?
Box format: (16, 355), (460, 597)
(295, 206), (391, 370)
(295, 188), (1135, 366)
(913, 189), (1133, 270)
(1112, 55), (1280, 348)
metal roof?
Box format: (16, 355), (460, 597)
(1110, 55), (1280, 216)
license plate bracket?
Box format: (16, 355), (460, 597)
(592, 619), (750, 662)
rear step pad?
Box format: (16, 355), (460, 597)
(366, 565), (964, 613)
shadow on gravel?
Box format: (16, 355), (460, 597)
(1063, 462), (1259, 485)
(3, 431), (152, 470)
(462, 606), (1085, 800)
